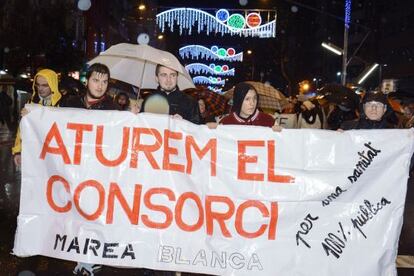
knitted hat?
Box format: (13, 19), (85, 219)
(362, 92), (387, 105)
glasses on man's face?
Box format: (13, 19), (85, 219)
(365, 102), (385, 109)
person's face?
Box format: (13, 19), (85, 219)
(240, 89), (258, 118)
(156, 66), (178, 92)
(35, 76), (52, 98)
(118, 95), (128, 106)
(363, 101), (386, 121)
(198, 99), (206, 114)
(86, 72), (109, 99)
(403, 103), (414, 116)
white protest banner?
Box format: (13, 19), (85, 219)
(13, 106), (414, 276)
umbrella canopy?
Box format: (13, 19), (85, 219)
(318, 84), (360, 110)
(88, 43), (195, 91)
(224, 81), (287, 110)
(184, 87), (228, 116)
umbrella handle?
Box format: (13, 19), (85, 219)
(137, 60), (147, 100)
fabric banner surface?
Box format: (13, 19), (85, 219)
(13, 106), (414, 276)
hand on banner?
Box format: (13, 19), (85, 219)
(337, 128), (345, 133)
(13, 154), (21, 167)
(129, 102), (141, 114)
(206, 122), (218, 129)
(21, 108), (29, 117)
(272, 122), (283, 132)
(172, 114), (183, 120)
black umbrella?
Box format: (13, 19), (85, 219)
(318, 84), (360, 110)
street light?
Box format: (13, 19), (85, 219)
(357, 63), (379, 84)
(321, 42), (343, 56)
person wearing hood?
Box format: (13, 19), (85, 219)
(219, 82), (280, 130)
(297, 99), (325, 129)
(152, 64), (201, 124)
(339, 92), (395, 130)
(12, 68), (62, 166)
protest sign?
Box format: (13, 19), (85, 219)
(13, 106), (414, 275)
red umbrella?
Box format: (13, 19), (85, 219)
(184, 87), (228, 116)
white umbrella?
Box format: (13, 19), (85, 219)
(88, 43), (195, 91)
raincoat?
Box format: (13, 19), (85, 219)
(12, 69), (61, 155)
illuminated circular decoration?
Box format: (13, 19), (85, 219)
(217, 77), (222, 81)
(222, 65), (229, 72)
(217, 48), (227, 57)
(227, 48), (235, 56)
(239, 0), (248, 6)
(78, 0), (91, 11)
(216, 9), (230, 22)
(246, 12), (262, 28)
(227, 14), (245, 30)
(137, 33), (149, 45)
(209, 63), (215, 69)
(210, 46), (218, 53)
(214, 65), (222, 73)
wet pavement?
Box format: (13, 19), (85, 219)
(0, 122), (413, 275)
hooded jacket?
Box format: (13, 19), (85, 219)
(220, 82), (275, 127)
(12, 69), (62, 155)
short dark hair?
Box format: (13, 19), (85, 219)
(155, 64), (177, 76)
(86, 63), (110, 80)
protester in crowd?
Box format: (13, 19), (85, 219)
(274, 101), (298, 129)
(152, 64), (200, 124)
(219, 82), (281, 131)
(198, 98), (216, 124)
(399, 100), (414, 128)
(61, 63), (118, 110)
(115, 91), (130, 111)
(12, 68), (62, 166)
(60, 63), (117, 276)
(339, 91), (395, 130)
(327, 103), (359, 130)
(297, 99), (325, 129)
(0, 84), (13, 130)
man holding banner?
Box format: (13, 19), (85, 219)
(60, 63), (118, 275)
(152, 64), (201, 124)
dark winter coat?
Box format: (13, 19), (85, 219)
(152, 87), (201, 124)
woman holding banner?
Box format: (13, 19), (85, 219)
(219, 82), (282, 131)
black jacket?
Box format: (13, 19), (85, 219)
(61, 94), (118, 110)
(340, 117), (395, 130)
(153, 88), (201, 124)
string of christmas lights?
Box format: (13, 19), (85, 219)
(207, 86), (224, 94)
(156, 8), (276, 38)
(193, 76), (226, 86)
(185, 63), (235, 76)
(179, 45), (243, 62)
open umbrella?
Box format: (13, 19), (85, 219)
(88, 43), (195, 92)
(224, 81), (288, 110)
(318, 84), (360, 110)
(184, 87), (228, 116)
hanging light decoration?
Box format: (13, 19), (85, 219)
(207, 86), (224, 94)
(77, 0), (91, 11)
(156, 8), (276, 38)
(179, 45), (243, 62)
(193, 76), (226, 86)
(186, 63), (235, 76)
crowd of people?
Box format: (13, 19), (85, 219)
(8, 61), (414, 275)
